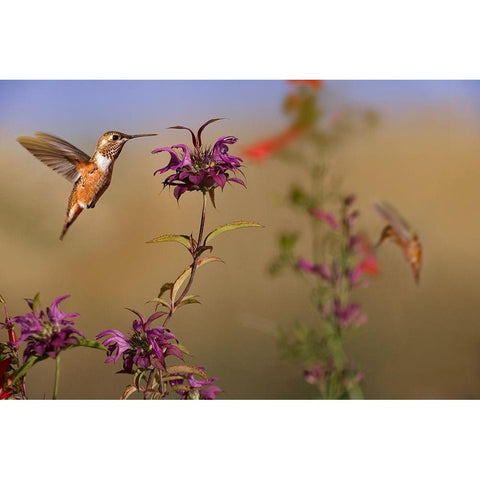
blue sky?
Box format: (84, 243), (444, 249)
(1, 81), (478, 140)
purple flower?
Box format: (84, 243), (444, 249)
(171, 367), (222, 400)
(5, 295), (84, 362)
(333, 299), (367, 329)
(297, 257), (331, 281)
(152, 119), (245, 200)
(96, 309), (183, 374)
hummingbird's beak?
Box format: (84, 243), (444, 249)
(127, 133), (157, 139)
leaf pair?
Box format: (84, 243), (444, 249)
(147, 221), (262, 249)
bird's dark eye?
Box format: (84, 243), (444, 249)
(112, 135), (119, 141)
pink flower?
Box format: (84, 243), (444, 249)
(309, 208), (339, 230)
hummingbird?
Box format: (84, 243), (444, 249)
(17, 131), (156, 240)
(374, 202), (423, 284)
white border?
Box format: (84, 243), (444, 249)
(2, 1), (480, 477)
(2, 1), (480, 79)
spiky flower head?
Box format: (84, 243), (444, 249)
(5, 294), (84, 362)
(152, 118), (245, 200)
(96, 309), (183, 374)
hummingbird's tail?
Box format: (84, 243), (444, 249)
(60, 203), (83, 240)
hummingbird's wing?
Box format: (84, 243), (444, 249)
(17, 132), (91, 183)
(374, 202), (413, 243)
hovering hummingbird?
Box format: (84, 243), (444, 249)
(17, 131), (156, 239)
(374, 202), (423, 284)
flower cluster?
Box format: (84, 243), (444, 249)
(170, 366), (222, 400)
(6, 295), (84, 362)
(96, 309), (183, 374)
(152, 118), (245, 200)
(97, 309), (222, 400)
(296, 196), (379, 330)
(304, 359), (363, 397)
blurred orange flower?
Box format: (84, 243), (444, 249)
(242, 126), (301, 164)
(287, 80), (324, 90)
(356, 253), (381, 276)
(355, 236), (381, 277)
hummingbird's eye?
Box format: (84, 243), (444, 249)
(112, 134), (119, 141)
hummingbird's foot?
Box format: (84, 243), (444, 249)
(87, 203), (96, 209)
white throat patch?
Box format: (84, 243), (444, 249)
(96, 153), (112, 172)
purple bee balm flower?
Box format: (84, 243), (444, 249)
(152, 119), (245, 200)
(171, 367), (222, 400)
(333, 299), (367, 329)
(6, 295), (84, 362)
(96, 309), (183, 374)
(309, 208), (339, 230)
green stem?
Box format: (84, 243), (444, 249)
(347, 379), (364, 400)
(311, 162), (324, 265)
(163, 193), (207, 326)
(53, 355), (60, 400)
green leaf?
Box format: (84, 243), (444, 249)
(167, 365), (208, 380)
(0, 294), (5, 304)
(157, 282), (173, 299)
(171, 256), (223, 304)
(120, 385), (137, 400)
(31, 292), (41, 315)
(156, 283), (174, 311)
(178, 295), (201, 306)
(147, 297), (171, 309)
(74, 338), (107, 351)
(204, 221), (263, 244)
(176, 343), (192, 356)
(288, 185), (313, 208)
(279, 231), (299, 251)
(208, 189), (216, 208)
(134, 370), (146, 390)
(162, 375), (185, 383)
(146, 234), (192, 250)
(12, 355), (41, 383)
(171, 383), (190, 392)
(178, 296), (201, 309)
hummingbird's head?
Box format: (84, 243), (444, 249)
(97, 131), (157, 158)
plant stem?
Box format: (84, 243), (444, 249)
(52, 355), (60, 400)
(163, 193), (208, 326)
(310, 160), (325, 265)
(1, 298), (27, 399)
(176, 193), (207, 306)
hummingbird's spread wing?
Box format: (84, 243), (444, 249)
(374, 202), (413, 243)
(17, 132), (91, 183)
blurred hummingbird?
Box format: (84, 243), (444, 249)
(374, 202), (423, 284)
(17, 131), (156, 240)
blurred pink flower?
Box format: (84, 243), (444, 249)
(309, 208), (339, 229)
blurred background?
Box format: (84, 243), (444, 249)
(1, 80), (480, 399)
